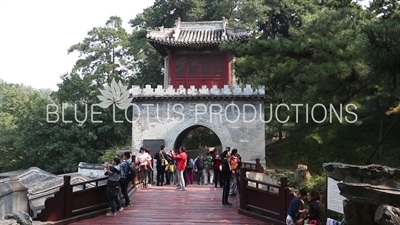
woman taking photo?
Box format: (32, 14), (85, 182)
(306, 190), (326, 225)
(172, 146), (187, 191)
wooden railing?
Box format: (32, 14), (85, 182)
(236, 159), (264, 196)
(241, 158), (264, 172)
(34, 175), (142, 224)
(238, 159), (295, 225)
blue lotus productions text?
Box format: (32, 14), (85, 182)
(46, 103), (358, 124)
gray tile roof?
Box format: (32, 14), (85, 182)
(146, 17), (251, 47)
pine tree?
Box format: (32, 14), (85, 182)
(222, 0), (373, 136)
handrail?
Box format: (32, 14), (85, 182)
(238, 159), (291, 225)
(244, 177), (281, 189)
(34, 174), (142, 223)
(71, 177), (107, 187)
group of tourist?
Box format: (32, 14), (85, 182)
(151, 145), (242, 200)
(102, 151), (133, 217)
(102, 145), (332, 224)
(102, 147), (155, 217)
(286, 188), (327, 225)
(102, 145), (243, 216)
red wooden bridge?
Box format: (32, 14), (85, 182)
(72, 184), (265, 225)
(32, 160), (295, 225)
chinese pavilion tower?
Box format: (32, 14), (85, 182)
(145, 17), (252, 89)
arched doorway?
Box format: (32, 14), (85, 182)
(131, 99), (266, 164)
(173, 125), (222, 159)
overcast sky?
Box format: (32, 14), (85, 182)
(0, 0), (154, 90)
(0, 0), (370, 90)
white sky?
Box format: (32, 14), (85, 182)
(0, 0), (370, 91)
(0, 0), (154, 90)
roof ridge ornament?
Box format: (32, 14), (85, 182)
(222, 17), (228, 38)
(173, 17), (181, 40)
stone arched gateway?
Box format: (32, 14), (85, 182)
(131, 17), (267, 163)
(130, 84), (267, 163)
(172, 124), (218, 151)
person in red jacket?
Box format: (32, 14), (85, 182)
(172, 146), (188, 191)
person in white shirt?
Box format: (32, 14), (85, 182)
(135, 147), (152, 188)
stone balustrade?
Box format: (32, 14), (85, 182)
(130, 84), (265, 97)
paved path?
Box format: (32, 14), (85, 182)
(71, 184), (268, 225)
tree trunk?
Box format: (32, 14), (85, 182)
(278, 124), (283, 140)
(378, 114), (383, 159)
(262, 11), (275, 39)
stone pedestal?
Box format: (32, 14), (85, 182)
(343, 199), (378, 225)
(324, 163), (400, 225)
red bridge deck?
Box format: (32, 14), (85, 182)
(71, 184), (268, 225)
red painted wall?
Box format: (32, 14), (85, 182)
(168, 53), (231, 89)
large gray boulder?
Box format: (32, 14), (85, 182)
(0, 211), (53, 225)
(4, 211), (32, 225)
(323, 163), (400, 225)
(375, 205), (400, 225)
(323, 163), (400, 188)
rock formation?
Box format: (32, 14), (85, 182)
(375, 205), (400, 225)
(323, 163), (400, 225)
(3, 211), (32, 225)
(0, 167), (96, 219)
(0, 211), (54, 225)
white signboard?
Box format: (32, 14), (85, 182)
(327, 177), (346, 214)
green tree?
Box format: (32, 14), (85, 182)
(45, 16), (134, 171)
(0, 81), (32, 171)
(360, 0), (400, 159)
(67, 16), (131, 86)
(223, 1), (374, 137)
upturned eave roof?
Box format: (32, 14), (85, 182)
(146, 17), (252, 48)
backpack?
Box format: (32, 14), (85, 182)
(221, 158), (230, 172)
(187, 160), (194, 169)
(203, 155), (213, 169)
(125, 162), (137, 181)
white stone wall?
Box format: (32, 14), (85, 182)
(130, 84), (266, 163)
(77, 162), (105, 178)
(130, 84), (265, 96)
(0, 180), (28, 219)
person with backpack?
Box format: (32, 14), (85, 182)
(194, 154), (205, 185)
(203, 151), (214, 185)
(186, 158), (194, 185)
(104, 157), (123, 216)
(221, 150), (232, 207)
(165, 150), (174, 185)
(119, 151), (134, 207)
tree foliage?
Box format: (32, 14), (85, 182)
(1, 0), (399, 174)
